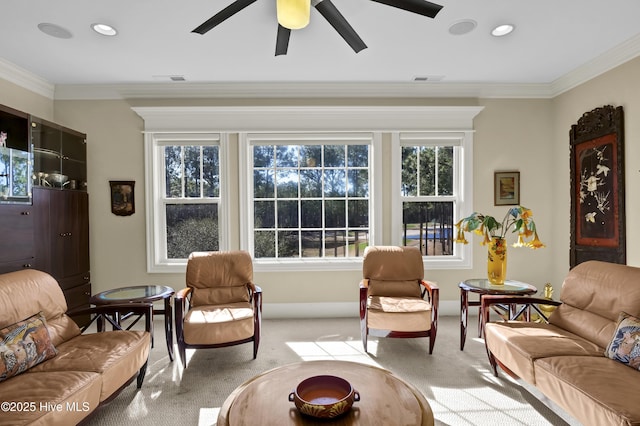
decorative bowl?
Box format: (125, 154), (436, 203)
(288, 375), (360, 419)
(46, 173), (69, 187)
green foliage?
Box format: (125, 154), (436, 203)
(167, 217), (218, 259)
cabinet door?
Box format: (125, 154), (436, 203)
(0, 204), (34, 264)
(51, 190), (90, 279)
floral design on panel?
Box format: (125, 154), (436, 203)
(579, 145), (611, 226)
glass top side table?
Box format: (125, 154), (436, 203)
(91, 285), (175, 361)
(459, 279), (537, 350)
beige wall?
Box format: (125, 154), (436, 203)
(51, 97), (556, 314)
(1, 57), (638, 316)
(551, 56), (640, 283)
(0, 79), (53, 120)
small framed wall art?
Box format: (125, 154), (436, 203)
(109, 180), (135, 216)
(494, 171), (520, 206)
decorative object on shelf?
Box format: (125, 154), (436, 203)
(455, 206), (545, 285)
(494, 171), (520, 206)
(570, 105), (625, 268)
(109, 180), (135, 216)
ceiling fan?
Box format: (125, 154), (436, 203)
(192, 0), (443, 56)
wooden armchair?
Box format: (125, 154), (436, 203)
(174, 251), (262, 368)
(359, 246), (439, 354)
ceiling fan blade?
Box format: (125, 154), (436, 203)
(192, 0), (258, 34)
(314, 0), (367, 53)
(275, 25), (291, 56)
(370, 0), (443, 18)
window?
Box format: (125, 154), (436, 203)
(391, 132), (473, 268)
(241, 133), (381, 269)
(145, 133), (227, 272)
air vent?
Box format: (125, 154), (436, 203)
(413, 75), (444, 82)
(152, 75), (187, 82)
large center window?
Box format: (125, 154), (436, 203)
(242, 133), (379, 267)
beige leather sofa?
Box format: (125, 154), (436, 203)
(483, 261), (640, 426)
(0, 270), (151, 426)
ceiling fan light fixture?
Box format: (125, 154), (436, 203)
(277, 0), (311, 30)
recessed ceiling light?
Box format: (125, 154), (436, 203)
(491, 24), (515, 37)
(448, 19), (477, 36)
(91, 23), (118, 36)
(38, 23), (73, 39)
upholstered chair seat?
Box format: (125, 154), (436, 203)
(175, 251), (262, 367)
(360, 246), (439, 354)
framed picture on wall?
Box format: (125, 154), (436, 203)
(109, 180), (135, 216)
(494, 171), (520, 206)
(570, 105), (625, 268)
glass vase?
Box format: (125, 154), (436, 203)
(487, 236), (507, 285)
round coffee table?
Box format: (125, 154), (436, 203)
(91, 285), (175, 361)
(459, 279), (538, 350)
(218, 360), (434, 426)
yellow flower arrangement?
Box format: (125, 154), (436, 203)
(454, 206), (545, 249)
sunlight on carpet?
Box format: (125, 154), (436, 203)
(88, 316), (572, 426)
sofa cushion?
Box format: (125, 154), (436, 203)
(550, 261), (640, 349)
(184, 302), (255, 345)
(484, 321), (603, 384)
(0, 312), (57, 383)
(0, 270), (81, 347)
(605, 311), (640, 370)
(367, 296), (431, 331)
(0, 370), (101, 426)
(534, 356), (640, 426)
(29, 330), (150, 402)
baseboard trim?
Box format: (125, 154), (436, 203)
(262, 300), (461, 319)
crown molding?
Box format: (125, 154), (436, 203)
(132, 105), (485, 132)
(3, 32), (640, 101)
(54, 81), (554, 100)
(551, 32), (640, 95)
(0, 58), (55, 99)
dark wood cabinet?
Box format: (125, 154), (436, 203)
(34, 187), (91, 316)
(0, 204), (35, 273)
(0, 105), (90, 325)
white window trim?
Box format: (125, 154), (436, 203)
(239, 132), (382, 272)
(391, 131), (474, 269)
(133, 105), (484, 272)
(143, 132), (229, 273)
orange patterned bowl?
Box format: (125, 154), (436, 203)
(288, 375), (360, 419)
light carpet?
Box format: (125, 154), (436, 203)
(88, 316), (573, 426)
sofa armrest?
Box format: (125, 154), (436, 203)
(67, 303), (153, 334)
(481, 295), (562, 327)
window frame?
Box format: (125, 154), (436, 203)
(144, 132), (229, 273)
(239, 132), (383, 271)
(391, 131), (474, 269)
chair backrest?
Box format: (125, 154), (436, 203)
(186, 251), (253, 307)
(0, 269), (81, 346)
(362, 246), (423, 298)
(550, 260), (640, 348)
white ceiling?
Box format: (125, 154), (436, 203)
(2, 0), (640, 98)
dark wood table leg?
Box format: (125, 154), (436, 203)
(460, 288), (468, 350)
(478, 294), (484, 338)
(164, 297), (174, 362)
